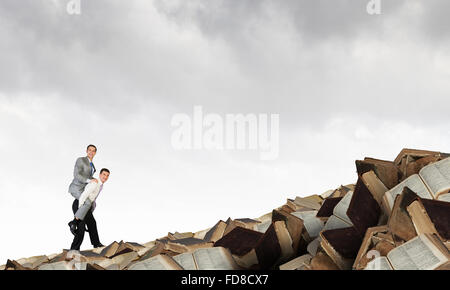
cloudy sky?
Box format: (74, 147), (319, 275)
(1, 0), (450, 263)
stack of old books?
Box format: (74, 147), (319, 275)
(2, 148), (449, 270)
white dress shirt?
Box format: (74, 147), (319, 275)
(78, 180), (104, 209)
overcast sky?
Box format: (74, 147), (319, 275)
(1, 0), (450, 263)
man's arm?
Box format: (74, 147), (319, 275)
(79, 182), (96, 206)
(75, 199), (92, 220)
(74, 158), (91, 184)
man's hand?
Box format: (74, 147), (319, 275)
(90, 178), (98, 183)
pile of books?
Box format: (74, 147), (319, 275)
(2, 148), (449, 270)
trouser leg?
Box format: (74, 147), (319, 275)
(70, 199), (86, 250)
(84, 209), (101, 247)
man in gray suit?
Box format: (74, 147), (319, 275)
(68, 144), (104, 250)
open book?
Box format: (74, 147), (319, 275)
(96, 251), (139, 270)
(383, 157), (450, 211)
(322, 191), (354, 231)
(279, 254), (312, 270)
(172, 247), (240, 270)
(215, 223), (288, 269)
(272, 209), (304, 255)
(319, 227), (363, 270)
(353, 225), (393, 270)
(164, 237), (213, 254)
(364, 233), (449, 270)
(290, 210), (324, 240)
(128, 254), (183, 270)
(407, 198), (450, 242)
(394, 148), (447, 181)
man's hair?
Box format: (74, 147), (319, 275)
(87, 144), (97, 152)
(100, 168), (110, 174)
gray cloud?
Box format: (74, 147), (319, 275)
(0, 0), (449, 127)
(154, 0), (392, 42)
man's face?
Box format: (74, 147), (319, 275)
(99, 171), (110, 183)
(87, 146), (97, 160)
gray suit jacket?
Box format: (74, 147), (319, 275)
(68, 157), (96, 199)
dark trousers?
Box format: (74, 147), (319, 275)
(70, 199), (101, 250)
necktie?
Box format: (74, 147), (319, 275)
(90, 162), (94, 175)
(99, 184), (103, 192)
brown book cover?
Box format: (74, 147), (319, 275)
(203, 220), (222, 242)
(353, 225), (391, 270)
(404, 155), (443, 180)
(86, 263), (106, 270)
(418, 198), (450, 240)
(356, 158), (400, 189)
(99, 241), (120, 258)
(214, 226), (263, 256)
(136, 241), (179, 261)
(321, 227), (363, 260)
(48, 250), (69, 263)
(316, 197), (343, 218)
(254, 223), (282, 269)
(394, 148), (442, 165)
(110, 241), (135, 258)
(347, 178), (381, 236)
(204, 220), (227, 242)
(308, 252), (340, 270)
(271, 209), (304, 255)
(387, 187), (418, 242)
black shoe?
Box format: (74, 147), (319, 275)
(68, 220), (78, 236)
(94, 243), (105, 248)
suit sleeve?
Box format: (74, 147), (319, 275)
(74, 158), (90, 184)
(75, 199), (92, 220)
(79, 183), (95, 206)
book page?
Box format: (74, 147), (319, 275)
(274, 221), (294, 259)
(437, 192), (450, 202)
(320, 189), (335, 199)
(96, 258), (115, 269)
(364, 256), (393, 270)
(387, 234), (448, 270)
(38, 261), (72, 270)
(293, 196), (322, 210)
(385, 174), (432, 209)
(111, 252), (138, 270)
(21, 255), (49, 269)
(407, 201), (439, 237)
(419, 158), (450, 198)
(362, 171), (388, 204)
(323, 215), (352, 231)
(279, 254), (312, 270)
(193, 247), (238, 270)
(128, 255), (182, 270)
(173, 252), (197, 270)
(306, 238), (320, 256)
(254, 220), (271, 233)
(291, 210), (324, 238)
(387, 244), (418, 270)
(332, 191), (354, 225)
